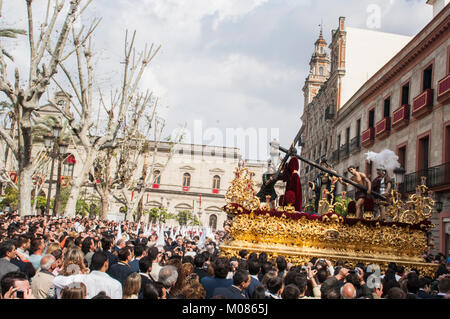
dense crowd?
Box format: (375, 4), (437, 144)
(0, 211), (449, 299)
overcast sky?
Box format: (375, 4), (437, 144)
(2, 0), (432, 160)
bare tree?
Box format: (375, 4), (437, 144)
(0, 0), (94, 216)
(50, 30), (161, 218)
(91, 92), (156, 220)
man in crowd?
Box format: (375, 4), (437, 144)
(0, 241), (19, 286)
(30, 254), (56, 299)
(200, 257), (232, 299)
(158, 265), (178, 299)
(107, 247), (134, 285)
(28, 238), (45, 271)
(138, 256), (155, 299)
(129, 244), (146, 273)
(1, 271), (34, 299)
(212, 269), (251, 299)
(77, 251), (123, 299)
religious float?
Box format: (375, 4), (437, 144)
(219, 162), (438, 277)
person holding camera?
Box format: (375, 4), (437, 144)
(1, 271), (34, 299)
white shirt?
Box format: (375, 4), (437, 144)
(77, 271), (123, 299)
(52, 271), (123, 299)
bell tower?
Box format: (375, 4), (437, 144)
(302, 25), (330, 107)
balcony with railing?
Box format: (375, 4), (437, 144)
(339, 143), (350, 160)
(392, 104), (410, 131)
(350, 136), (361, 154)
(412, 88), (433, 119)
(361, 127), (375, 148)
(375, 117), (391, 140)
(437, 74), (450, 103)
(399, 162), (450, 193)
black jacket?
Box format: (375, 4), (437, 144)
(139, 273), (155, 299)
(107, 262), (134, 285)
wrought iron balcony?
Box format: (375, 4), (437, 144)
(350, 136), (361, 154)
(361, 127), (375, 148)
(375, 117), (391, 140)
(331, 149), (339, 163)
(437, 74), (450, 103)
(399, 162), (450, 193)
(339, 143), (350, 160)
(392, 104), (410, 131)
(412, 88), (433, 119)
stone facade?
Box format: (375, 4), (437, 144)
(331, 3), (450, 255)
(300, 17), (413, 208)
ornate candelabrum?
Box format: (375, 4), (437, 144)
(386, 176), (435, 225)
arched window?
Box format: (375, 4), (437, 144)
(319, 67), (324, 76)
(212, 175), (220, 189)
(62, 154), (76, 177)
(182, 173), (191, 187)
(209, 214), (217, 230)
(153, 170), (161, 185)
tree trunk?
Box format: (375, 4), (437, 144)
(137, 197), (143, 222)
(100, 188), (110, 220)
(63, 149), (96, 218)
(18, 110), (34, 217)
(18, 165), (33, 216)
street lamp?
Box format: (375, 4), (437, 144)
(44, 124), (68, 216)
(393, 167), (406, 192)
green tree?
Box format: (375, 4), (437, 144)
(0, 186), (18, 210)
(147, 207), (173, 223)
(175, 210), (200, 226)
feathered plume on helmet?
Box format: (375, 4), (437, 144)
(365, 149), (400, 172)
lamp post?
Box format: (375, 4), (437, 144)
(53, 141), (68, 216)
(43, 124), (67, 216)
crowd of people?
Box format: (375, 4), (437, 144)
(0, 211), (449, 300)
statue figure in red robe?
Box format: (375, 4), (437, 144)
(282, 154), (302, 212)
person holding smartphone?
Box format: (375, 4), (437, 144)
(1, 271), (34, 299)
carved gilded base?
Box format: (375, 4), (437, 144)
(220, 212), (437, 277)
(219, 243), (438, 277)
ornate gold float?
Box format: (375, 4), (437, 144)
(220, 167), (438, 277)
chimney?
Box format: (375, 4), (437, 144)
(426, 0), (449, 17)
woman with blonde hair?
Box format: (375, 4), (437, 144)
(46, 243), (62, 256)
(60, 246), (89, 276)
(50, 247), (89, 298)
(123, 273), (141, 299)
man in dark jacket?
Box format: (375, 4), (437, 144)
(107, 247), (134, 285)
(101, 236), (118, 271)
(212, 269), (250, 299)
(0, 241), (20, 287)
(247, 258), (262, 297)
(138, 256), (155, 299)
(416, 277), (433, 299)
(193, 254), (208, 280)
(200, 257), (232, 299)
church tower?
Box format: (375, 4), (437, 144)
(302, 27), (330, 107)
